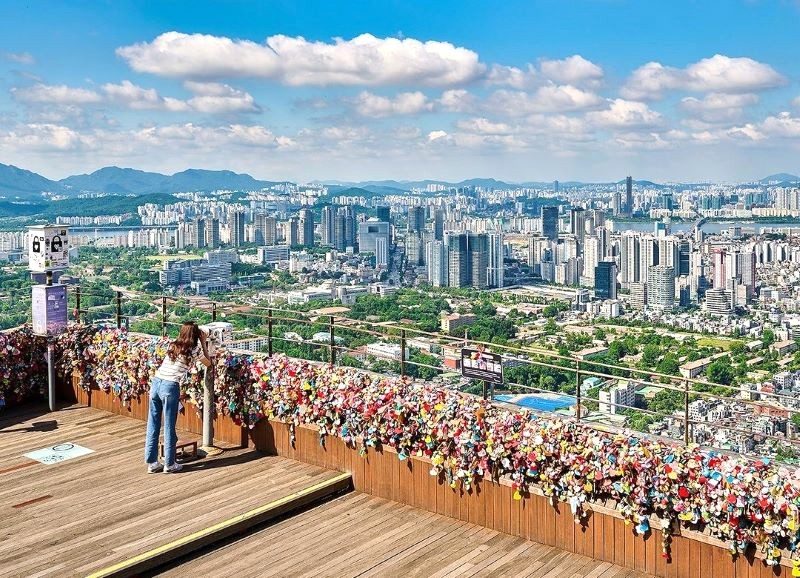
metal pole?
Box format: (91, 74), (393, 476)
(212, 302), (217, 322)
(47, 341), (56, 412)
(329, 316), (336, 365)
(200, 363), (222, 456)
(684, 379), (690, 445)
(400, 329), (406, 377)
(482, 380), (487, 400)
(161, 296), (167, 336)
(75, 286), (81, 323)
(575, 359), (582, 423)
(267, 308), (273, 357)
(115, 291), (122, 329)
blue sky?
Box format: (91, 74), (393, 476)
(1, 0), (799, 182)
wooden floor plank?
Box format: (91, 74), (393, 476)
(0, 404), (344, 578)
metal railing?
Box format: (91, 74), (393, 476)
(58, 286), (800, 458)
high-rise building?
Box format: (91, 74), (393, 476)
(321, 206), (336, 246)
(298, 208), (315, 247)
(595, 260), (618, 300)
(625, 176), (633, 217)
(231, 211), (246, 248)
(334, 206), (355, 250)
(647, 265), (675, 310)
(582, 236), (601, 286)
(357, 219), (390, 253)
(192, 217), (207, 249)
(408, 206), (425, 234)
(569, 207), (585, 247)
(426, 240), (449, 287)
(374, 236), (389, 268)
(612, 190), (622, 216)
(286, 217), (299, 247)
(447, 232), (469, 288)
(253, 213), (267, 246)
(541, 206), (559, 242)
(406, 233), (424, 266)
(619, 231), (640, 288)
(206, 218), (220, 249)
(376, 205), (390, 223)
(434, 209), (444, 241)
(712, 249), (726, 289)
(487, 232), (504, 288)
(468, 233), (489, 290)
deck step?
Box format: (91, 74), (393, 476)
(85, 471), (352, 578)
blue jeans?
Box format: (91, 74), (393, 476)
(144, 377), (180, 466)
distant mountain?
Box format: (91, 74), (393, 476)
(0, 163), (65, 199)
(60, 166), (280, 194)
(329, 177), (518, 191)
(760, 173), (800, 183)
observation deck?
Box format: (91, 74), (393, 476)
(2, 295), (800, 577)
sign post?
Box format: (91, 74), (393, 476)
(461, 347), (504, 401)
(29, 225), (71, 413)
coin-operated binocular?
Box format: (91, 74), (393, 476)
(199, 321), (233, 356)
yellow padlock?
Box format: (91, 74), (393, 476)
(792, 559), (800, 577)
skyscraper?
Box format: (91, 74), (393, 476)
(447, 232), (469, 288)
(541, 205), (559, 242)
(625, 176), (633, 217)
(374, 236), (388, 268)
(299, 208), (315, 247)
(334, 206), (355, 250)
(376, 206), (390, 223)
(408, 206), (425, 234)
(594, 260), (618, 300)
(434, 209), (444, 241)
(487, 232), (504, 288)
(254, 213), (267, 245)
(647, 265), (675, 310)
(468, 232), (489, 290)
(569, 207), (585, 247)
(321, 206), (336, 246)
(206, 218), (220, 249)
(286, 217), (299, 247)
(231, 211), (245, 247)
(192, 217), (207, 249)
(426, 240), (449, 287)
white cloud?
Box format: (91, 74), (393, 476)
(486, 85), (603, 115)
(760, 112), (800, 138)
(437, 89), (477, 113)
(102, 80), (189, 111)
(427, 130), (449, 141)
(680, 92), (758, 123)
(455, 117), (515, 135)
(118, 32), (486, 87)
(586, 99), (663, 128)
(352, 91), (432, 117)
(12, 84), (103, 105)
(622, 55), (785, 100)
(1, 123), (90, 151)
(486, 64), (536, 89)
(3, 51), (35, 65)
(183, 81), (261, 114)
(539, 55), (603, 86)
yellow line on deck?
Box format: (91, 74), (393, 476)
(85, 472), (352, 578)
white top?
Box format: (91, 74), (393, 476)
(155, 344), (202, 383)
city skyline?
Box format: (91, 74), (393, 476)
(2, 1), (800, 183)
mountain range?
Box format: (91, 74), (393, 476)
(0, 163), (796, 200)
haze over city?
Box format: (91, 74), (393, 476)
(2, 0), (800, 182)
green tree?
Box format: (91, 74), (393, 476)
(707, 358), (734, 385)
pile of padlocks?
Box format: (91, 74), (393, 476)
(2, 324), (800, 564)
(0, 326), (47, 407)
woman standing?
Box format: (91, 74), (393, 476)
(145, 321), (212, 473)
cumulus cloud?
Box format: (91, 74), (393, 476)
(437, 89), (477, 113)
(622, 55), (785, 100)
(486, 85), (604, 115)
(352, 91), (432, 117)
(12, 84), (103, 105)
(455, 117), (515, 135)
(1, 123), (91, 151)
(118, 32), (486, 87)
(486, 64), (537, 89)
(586, 99), (663, 128)
(12, 80), (259, 114)
(539, 55), (603, 86)
(680, 92), (758, 123)
(3, 51), (35, 65)
(183, 81), (261, 113)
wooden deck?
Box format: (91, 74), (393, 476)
(162, 492), (655, 578)
(0, 404), (345, 578)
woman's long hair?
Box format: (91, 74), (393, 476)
(167, 321), (201, 362)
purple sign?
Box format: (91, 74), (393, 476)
(32, 285), (68, 336)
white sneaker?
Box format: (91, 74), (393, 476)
(163, 462), (183, 473)
(147, 462), (162, 474)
